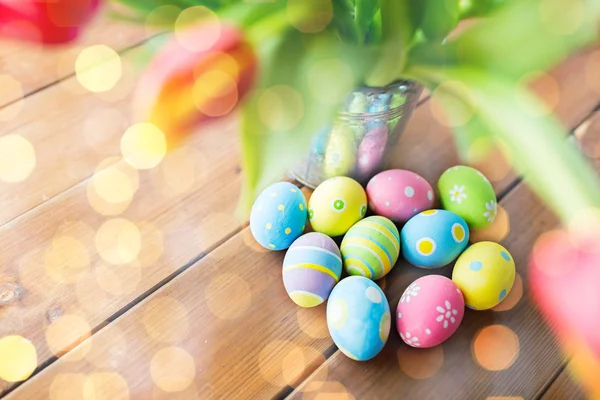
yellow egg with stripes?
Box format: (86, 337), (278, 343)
(340, 216), (400, 280)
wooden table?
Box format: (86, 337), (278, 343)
(1, 7), (598, 400)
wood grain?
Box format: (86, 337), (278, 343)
(541, 368), (587, 400)
(0, 4), (148, 109)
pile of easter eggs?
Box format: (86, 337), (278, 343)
(250, 166), (516, 361)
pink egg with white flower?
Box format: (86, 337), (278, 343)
(396, 275), (464, 348)
(366, 169), (435, 222)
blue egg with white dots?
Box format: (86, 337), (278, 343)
(401, 210), (469, 269)
(250, 182), (307, 250)
(327, 276), (390, 361)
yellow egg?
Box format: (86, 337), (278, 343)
(309, 177), (367, 237)
(452, 241), (515, 310)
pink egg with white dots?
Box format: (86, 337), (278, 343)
(366, 169), (434, 222)
(396, 275), (464, 348)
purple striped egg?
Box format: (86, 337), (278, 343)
(282, 232), (342, 308)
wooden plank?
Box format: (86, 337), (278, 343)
(0, 4), (148, 108)
(541, 368), (586, 400)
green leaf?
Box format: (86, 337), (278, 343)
(332, 0), (361, 43)
(238, 30), (377, 214)
(411, 0), (460, 41)
(408, 0), (600, 80)
(407, 65), (600, 223)
(458, 0), (509, 19)
(355, 0), (381, 43)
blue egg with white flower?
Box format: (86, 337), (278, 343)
(250, 182), (307, 251)
(401, 209), (469, 269)
(327, 276), (391, 361)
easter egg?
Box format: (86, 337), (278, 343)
(366, 169), (435, 222)
(452, 241), (515, 310)
(308, 177), (367, 237)
(327, 276), (391, 361)
(357, 126), (388, 178)
(249, 181), (307, 250)
(282, 232), (342, 307)
(401, 209), (469, 269)
(396, 275), (465, 348)
(341, 216), (400, 280)
(438, 165), (497, 229)
(324, 125), (356, 178)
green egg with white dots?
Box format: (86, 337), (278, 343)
(438, 165), (497, 229)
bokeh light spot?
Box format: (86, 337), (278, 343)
(531, 230), (577, 277)
(95, 219), (142, 265)
(45, 314), (91, 357)
(397, 345), (444, 379)
(470, 205), (510, 243)
(49, 373), (86, 400)
(150, 347), (196, 392)
(470, 144), (512, 183)
(259, 341), (327, 387)
(258, 85), (304, 131)
(0, 75), (24, 121)
(175, 6), (221, 52)
(296, 308), (329, 339)
(0, 134), (36, 183)
(205, 273), (251, 319)
(95, 262), (142, 296)
(0, 335), (37, 382)
(287, 0), (333, 33)
(568, 208), (600, 252)
(145, 5), (182, 35)
(143, 297), (190, 343)
(136, 222), (165, 267)
(91, 162), (139, 205)
(193, 69), (238, 117)
(308, 59), (354, 105)
(492, 273), (523, 312)
(524, 71), (560, 116)
(76, 273), (110, 314)
(430, 81), (474, 128)
(121, 123), (167, 170)
(472, 325), (519, 371)
(156, 146), (205, 196)
(44, 236), (90, 284)
(76, 45), (122, 93)
(83, 372), (130, 400)
(85, 326), (128, 369)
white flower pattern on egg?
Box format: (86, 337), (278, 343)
(484, 200), (497, 222)
(436, 300), (458, 329)
(400, 331), (420, 347)
(449, 185), (468, 204)
(400, 283), (420, 303)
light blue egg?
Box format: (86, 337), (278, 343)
(250, 182), (307, 250)
(327, 276), (391, 361)
(401, 209), (469, 269)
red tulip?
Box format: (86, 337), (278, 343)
(132, 23), (257, 149)
(0, 0), (101, 44)
(529, 224), (600, 398)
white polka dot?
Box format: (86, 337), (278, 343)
(413, 208), (418, 213)
(427, 190), (433, 201)
(398, 312), (402, 319)
(365, 286), (382, 303)
(385, 201), (390, 207)
(388, 176), (392, 180)
(404, 186), (415, 198)
(425, 328), (431, 335)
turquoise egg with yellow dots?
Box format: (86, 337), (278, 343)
(401, 209), (469, 269)
(452, 241), (515, 310)
(250, 181), (307, 250)
(341, 216), (400, 280)
(327, 276), (391, 361)
(309, 177), (367, 237)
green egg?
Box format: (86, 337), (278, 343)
(437, 166), (497, 229)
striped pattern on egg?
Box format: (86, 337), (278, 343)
(340, 216), (400, 280)
(282, 233), (342, 308)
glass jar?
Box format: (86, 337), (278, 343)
(290, 80), (423, 188)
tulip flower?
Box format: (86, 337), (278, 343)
(529, 225), (600, 398)
(0, 0), (101, 44)
(132, 23), (257, 149)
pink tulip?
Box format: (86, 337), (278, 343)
(529, 227), (600, 397)
(133, 23), (257, 149)
(0, 0), (101, 43)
